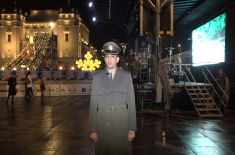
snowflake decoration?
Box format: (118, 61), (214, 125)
(76, 52), (101, 71)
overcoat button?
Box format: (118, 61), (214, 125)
(116, 123), (118, 125)
(108, 124), (110, 126)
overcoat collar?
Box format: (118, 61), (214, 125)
(101, 66), (124, 92)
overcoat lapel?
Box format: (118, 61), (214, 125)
(109, 68), (124, 93)
(101, 69), (110, 90)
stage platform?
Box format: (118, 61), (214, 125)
(0, 80), (92, 97)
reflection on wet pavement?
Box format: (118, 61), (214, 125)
(0, 96), (235, 155)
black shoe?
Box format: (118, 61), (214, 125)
(11, 101), (14, 104)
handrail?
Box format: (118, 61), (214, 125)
(202, 71), (226, 108)
(204, 65), (229, 101)
(185, 65), (206, 105)
(183, 66), (203, 106)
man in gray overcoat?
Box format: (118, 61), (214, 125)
(89, 42), (137, 155)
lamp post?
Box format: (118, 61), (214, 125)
(165, 47), (175, 64)
(60, 67), (62, 96)
(178, 44), (181, 54)
(142, 41), (154, 83)
(119, 43), (129, 64)
(178, 44), (182, 71)
(50, 22), (54, 97)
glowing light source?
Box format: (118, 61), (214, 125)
(27, 68), (29, 71)
(60, 67), (62, 70)
(50, 23), (54, 29)
(71, 67), (74, 70)
(21, 65), (26, 68)
(76, 51), (101, 71)
(89, 2), (93, 7)
(93, 17), (96, 21)
(1, 67), (4, 70)
(178, 44), (181, 47)
(13, 68), (16, 70)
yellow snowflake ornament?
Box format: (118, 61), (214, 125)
(76, 52), (101, 71)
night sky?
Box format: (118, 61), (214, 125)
(0, 0), (128, 51)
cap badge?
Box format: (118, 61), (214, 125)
(109, 45), (113, 51)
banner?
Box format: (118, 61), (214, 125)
(66, 71), (79, 80)
(0, 70), (101, 81)
(31, 71), (41, 81)
(0, 71), (14, 81)
(41, 71), (52, 81)
(15, 71), (27, 81)
(52, 71), (66, 81)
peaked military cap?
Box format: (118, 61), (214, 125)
(103, 42), (121, 55)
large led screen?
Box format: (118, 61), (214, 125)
(192, 13), (226, 66)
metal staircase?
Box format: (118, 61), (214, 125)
(184, 65), (224, 119)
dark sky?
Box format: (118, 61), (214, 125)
(0, 0), (128, 51)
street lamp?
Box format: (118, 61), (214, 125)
(119, 43), (129, 64)
(50, 22), (54, 97)
(178, 44), (182, 71)
(93, 17), (96, 22)
(89, 2), (92, 7)
(178, 44), (181, 54)
(60, 67), (62, 96)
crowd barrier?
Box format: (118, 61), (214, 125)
(0, 70), (100, 97)
(0, 70), (100, 81)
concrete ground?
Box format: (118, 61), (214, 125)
(1, 96), (235, 155)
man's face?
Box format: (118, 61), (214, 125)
(45, 53), (50, 59)
(218, 69), (223, 75)
(130, 50), (133, 55)
(11, 74), (15, 78)
(135, 56), (138, 61)
(104, 54), (119, 69)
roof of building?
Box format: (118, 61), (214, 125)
(26, 10), (58, 22)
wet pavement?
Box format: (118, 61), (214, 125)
(1, 96), (235, 155)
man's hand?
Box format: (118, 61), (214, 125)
(90, 132), (98, 143)
(216, 77), (219, 81)
(128, 132), (135, 142)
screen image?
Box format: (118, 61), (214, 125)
(192, 13), (226, 66)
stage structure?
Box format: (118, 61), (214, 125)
(2, 32), (52, 71)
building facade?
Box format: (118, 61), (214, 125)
(0, 7), (90, 70)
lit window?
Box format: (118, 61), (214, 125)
(8, 35), (11, 42)
(65, 34), (69, 42)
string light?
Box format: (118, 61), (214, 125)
(3, 32), (52, 71)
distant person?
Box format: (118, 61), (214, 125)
(149, 52), (156, 82)
(133, 55), (140, 77)
(126, 49), (135, 77)
(119, 65), (126, 71)
(40, 79), (45, 97)
(6, 74), (17, 105)
(216, 68), (230, 114)
(43, 51), (51, 71)
(26, 71), (34, 98)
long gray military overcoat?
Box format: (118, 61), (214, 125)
(89, 67), (137, 155)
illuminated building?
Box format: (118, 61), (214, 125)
(0, 7), (90, 70)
